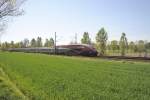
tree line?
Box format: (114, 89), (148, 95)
(81, 28), (150, 57)
(0, 37), (54, 49)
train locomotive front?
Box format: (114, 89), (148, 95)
(57, 44), (98, 56)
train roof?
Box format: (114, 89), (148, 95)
(57, 44), (94, 47)
(7, 47), (70, 51)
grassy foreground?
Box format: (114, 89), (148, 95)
(0, 67), (27, 100)
(0, 52), (150, 100)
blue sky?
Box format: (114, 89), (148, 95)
(1, 0), (150, 44)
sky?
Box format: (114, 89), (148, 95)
(1, 0), (150, 44)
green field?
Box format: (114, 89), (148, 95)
(0, 52), (150, 100)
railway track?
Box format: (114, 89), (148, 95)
(97, 56), (150, 61)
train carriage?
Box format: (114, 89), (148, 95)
(7, 44), (98, 56)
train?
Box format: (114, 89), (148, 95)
(7, 44), (98, 56)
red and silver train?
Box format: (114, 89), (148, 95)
(7, 44), (98, 56)
(56, 44), (97, 56)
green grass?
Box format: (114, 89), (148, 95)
(0, 52), (150, 100)
(0, 67), (27, 100)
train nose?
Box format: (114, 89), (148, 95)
(93, 51), (98, 56)
(89, 51), (98, 56)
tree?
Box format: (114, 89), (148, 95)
(19, 41), (24, 48)
(137, 40), (145, 56)
(119, 33), (128, 56)
(144, 42), (150, 57)
(110, 40), (119, 54)
(0, 0), (25, 35)
(36, 37), (42, 47)
(23, 38), (29, 48)
(145, 42), (150, 50)
(49, 38), (54, 47)
(14, 42), (20, 48)
(44, 39), (49, 47)
(106, 42), (111, 53)
(30, 38), (36, 47)
(129, 41), (135, 53)
(81, 32), (91, 44)
(0, 0), (24, 18)
(10, 40), (14, 48)
(96, 28), (108, 56)
(0, 42), (1, 48)
(1, 42), (10, 49)
(44, 38), (54, 47)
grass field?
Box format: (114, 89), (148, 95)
(0, 52), (150, 100)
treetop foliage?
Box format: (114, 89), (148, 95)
(119, 33), (128, 56)
(96, 28), (108, 56)
(0, 0), (25, 36)
(81, 32), (91, 44)
(0, 0), (25, 19)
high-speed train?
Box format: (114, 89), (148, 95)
(7, 44), (98, 56)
